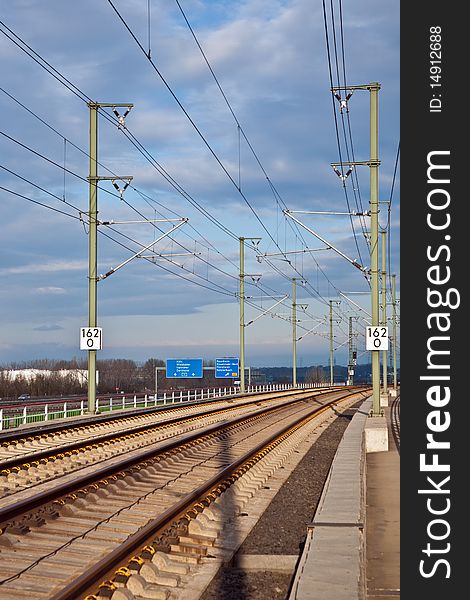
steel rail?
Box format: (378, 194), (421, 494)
(0, 387), (321, 444)
(0, 389), (349, 527)
(51, 388), (369, 600)
(0, 389), (337, 472)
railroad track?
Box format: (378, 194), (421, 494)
(0, 389), (341, 503)
(0, 389), (299, 447)
(0, 387), (337, 455)
(0, 388), (369, 600)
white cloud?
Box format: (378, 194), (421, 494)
(34, 287), (67, 295)
(33, 323), (64, 330)
(0, 261), (87, 276)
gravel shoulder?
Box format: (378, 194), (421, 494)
(200, 404), (361, 600)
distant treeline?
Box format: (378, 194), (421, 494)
(0, 358), (161, 400)
(0, 358), (397, 401)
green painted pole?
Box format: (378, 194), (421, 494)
(348, 316), (354, 385)
(329, 300), (333, 386)
(369, 82), (381, 415)
(239, 237), (245, 393)
(292, 279), (297, 387)
(381, 229), (388, 395)
(87, 102), (98, 414)
(392, 273), (398, 391)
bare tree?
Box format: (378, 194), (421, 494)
(306, 366), (328, 384)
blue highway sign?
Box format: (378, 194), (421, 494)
(166, 358), (203, 378)
(215, 357), (239, 378)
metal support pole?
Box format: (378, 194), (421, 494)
(87, 102), (98, 414)
(369, 82), (381, 415)
(239, 237), (245, 393)
(392, 274), (398, 391)
(329, 300), (334, 386)
(381, 229), (388, 394)
(85, 102), (133, 414)
(292, 279), (297, 387)
(348, 316), (354, 385)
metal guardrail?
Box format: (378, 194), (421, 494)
(0, 382), (332, 431)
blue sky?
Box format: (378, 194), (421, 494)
(0, 0), (399, 367)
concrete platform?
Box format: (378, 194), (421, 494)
(288, 396), (400, 600)
(365, 406), (400, 600)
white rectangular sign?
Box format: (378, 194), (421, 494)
(366, 326), (389, 350)
(80, 327), (103, 350)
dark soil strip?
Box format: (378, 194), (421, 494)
(201, 404), (361, 600)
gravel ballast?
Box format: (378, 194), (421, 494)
(200, 404), (360, 600)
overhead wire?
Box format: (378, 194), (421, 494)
(0, 15), (337, 314)
(0, 111), (291, 326)
(105, 0), (340, 305)
(1, 21), (309, 306)
(0, 85), (243, 277)
(386, 141), (400, 290)
(321, 0), (367, 273)
(98, 223), (238, 296)
(0, 164), (84, 216)
(1, 12), (374, 344)
(0, 184), (82, 222)
(1, 172), (238, 298)
(0, 139), (241, 296)
(0, 118), (244, 297)
(0, 87), (247, 289)
(0, 20), (91, 103)
(337, 0), (370, 247)
(105, 0), (282, 248)
(172, 0), (342, 305)
(0, 105), (286, 317)
(0, 25), (243, 247)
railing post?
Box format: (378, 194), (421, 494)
(23, 405), (27, 425)
(134, 395), (137, 408)
(110, 397), (113, 411)
(172, 391), (175, 404)
(44, 404), (49, 421)
(80, 400), (84, 416)
(0, 409), (3, 431)
(64, 402), (67, 418)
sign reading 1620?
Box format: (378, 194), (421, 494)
(366, 326), (389, 351)
(80, 327), (103, 350)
